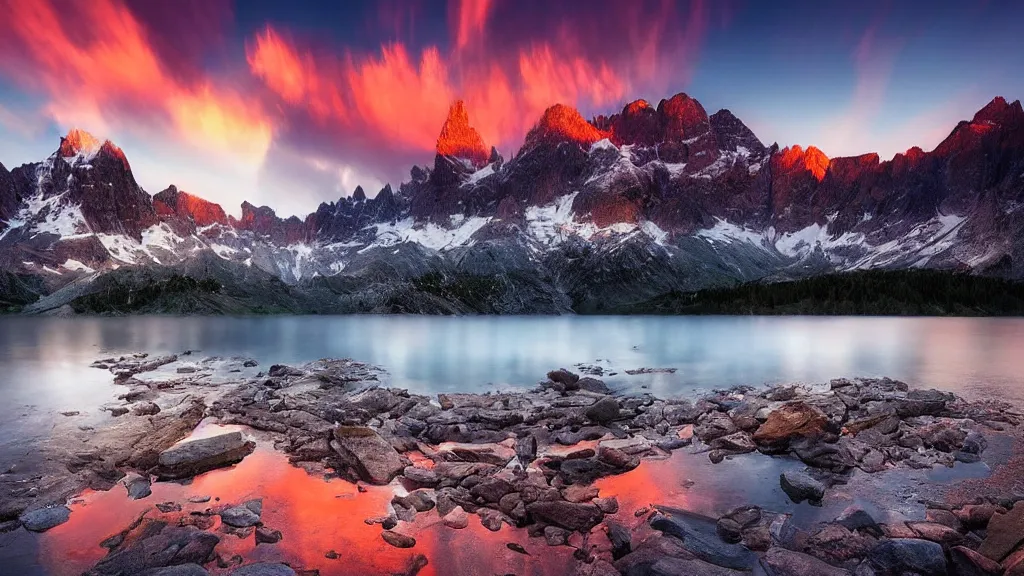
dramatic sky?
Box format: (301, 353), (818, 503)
(0, 0), (1022, 216)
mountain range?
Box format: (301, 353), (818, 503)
(1, 92), (1022, 314)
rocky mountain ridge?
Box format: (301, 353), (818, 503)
(1, 92), (1022, 314)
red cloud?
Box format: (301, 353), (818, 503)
(248, 0), (714, 180)
(0, 0), (272, 167)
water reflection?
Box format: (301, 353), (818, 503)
(2, 316), (1023, 402)
(39, 445), (577, 576)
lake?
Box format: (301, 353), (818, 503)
(2, 315), (1023, 465)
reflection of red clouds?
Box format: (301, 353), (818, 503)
(40, 445), (577, 576)
(0, 0), (271, 166)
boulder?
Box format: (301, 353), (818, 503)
(123, 473), (152, 500)
(87, 521), (220, 575)
(381, 530), (416, 548)
(331, 426), (406, 485)
(577, 377), (612, 394)
(649, 509), (759, 570)
(868, 538), (947, 575)
(254, 527), (282, 545)
(547, 369), (580, 388)
(526, 501), (604, 532)
(220, 500), (263, 528)
(949, 546), (1003, 576)
(20, 506), (71, 532)
(585, 397), (621, 423)
(752, 402), (828, 449)
(780, 470), (825, 504)
(895, 389), (948, 417)
(760, 548), (851, 576)
(442, 506), (469, 529)
(156, 431), (255, 480)
(978, 502), (1024, 562)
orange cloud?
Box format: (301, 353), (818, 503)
(0, 0), (271, 166)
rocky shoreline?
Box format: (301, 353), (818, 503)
(2, 353), (1023, 575)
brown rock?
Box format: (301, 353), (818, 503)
(950, 546), (1003, 576)
(752, 402), (828, 448)
(526, 501), (604, 532)
(562, 485), (599, 503)
(979, 502), (1024, 562)
(908, 521), (964, 547)
(381, 530), (416, 548)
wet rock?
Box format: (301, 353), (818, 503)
(950, 546), (1002, 576)
(381, 530), (416, 548)
(156, 502), (182, 513)
(760, 548), (851, 576)
(331, 426), (406, 485)
(650, 509), (759, 570)
(469, 477), (514, 503)
(716, 517), (744, 544)
(527, 501), (604, 532)
(895, 389), (948, 417)
(594, 497), (619, 514)
(228, 564), (296, 576)
(220, 500), (263, 528)
(606, 520), (631, 559)
(401, 466), (438, 487)
(836, 507), (882, 537)
(956, 503), (1004, 529)
(547, 369), (580, 389)
(393, 490), (435, 512)
(442, 506), (469, 529)
(577, 378), (611, 394)
(156, 431), (255, 480)
(694, 412), (737, 441)
(254, 527), (282, 545)
(868, 538), (947, 575)
(188, 496), (212, 504)
(805, 524), (873, 564)
(438, 442), (516, 466)
(585, 397), (621, 423)
(87, 520), (220, 576)
(123, 473), (152, 500)
(597, 447), (639, 471)
(907, 521), (963, 547)
(515, 434), (538, 464)
(752, 402), (829, 449)
(544, 526), (569, 546)
(780, 470), (825, 504)
(709, 432), (756, 454)
(562, 484), (599, 503)
(20, 506), (71, 532)
(268, 365), (303, 377)
(109, 407), (130, 417)
(978, 502), (1024, 562)
(477, 508), (509, 531)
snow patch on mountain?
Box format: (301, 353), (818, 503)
(370, 215), (491, 251)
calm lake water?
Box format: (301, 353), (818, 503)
(1, 315), (1023, 575)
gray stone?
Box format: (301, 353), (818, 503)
(868, 538), (947, 575)
(585, 397), (621, 423)
(780, 470), (825, 504)
(650, 509), (759, 570)
(123, 473), (152, 500)
(20, 506), (71, 532)
(220, 500), (263, 528)
(760, 548), (851, 576)
(156, 431), (255, 480)
(331, 426), (406, 485)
